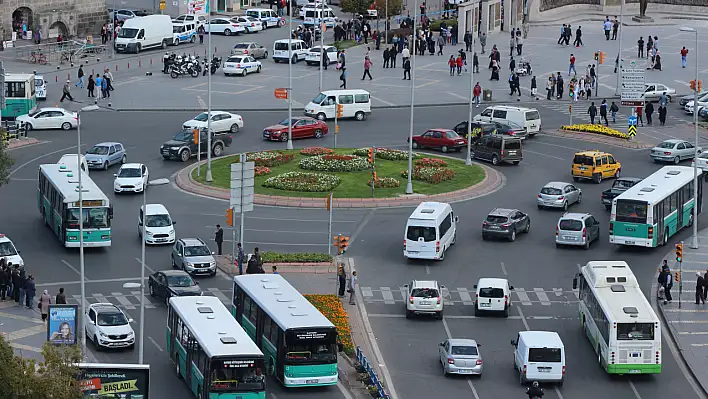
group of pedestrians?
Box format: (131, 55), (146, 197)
(61, 64), (115, 102)
(0, 259), (36, 310)
(337, 264), (358, 305)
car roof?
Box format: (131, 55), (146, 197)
(485, 105), (536, 112)
(428, 128), (456, 133)
(38, 107), (69, 112)
(0, 234), (13, 243)
(197, 110), (229, 115)
(89, 303), (122, 312)
(93, 142), (122, 147)
(120, 163), (143, 169)
(159, 270), (191, 277)
(560, 212), (591, 220)
(477, 277), (508, 288)
(519, 331), (563, 346)
(544, 181), (570, 189)
(448, 338), (478, 347)
(409, 202), (450, 219)
(488, 208), (516, 216)
(574, 150), (610, 156)
(412, 280), (439, 289)
(144, 203), (168, 214)
(659, 139), (683, 144)
(180, 237), (206, 246)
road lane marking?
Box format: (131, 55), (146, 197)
(514, 288), (532, 306)
(523, 150), (566, 161)
(8, 325), (46, 341)
(628, 380), (641, 399)
(130, 291), (156, 309)
(399, 287), (407, 301)
(60, 260), (85, 279)
(9, 145), (81, 177)
(425, 265), (431, 274)
(457, 288), (474, 305)
(500, 262), (508, 276)
(380, 287), (395, 304)
(361, 287), (373, 297)
(148, 336), (164, 352)
(534, 288), (551, 306)
(206, 287), (231, 304)
(93, 293), (110, 304)
(370, 96), (395, 106)
(37, 276), (148, 287)
(133, 258), (156, 274)
(199, 214), (360, 223)
(442, 316), (481, 399)
(112, 292), (136, 310)
(197, 95), (207, 109)
(515, 305), (531, 331)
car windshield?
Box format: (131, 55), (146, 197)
(210, 359), (265, 391)
(615, 200), (648, 223)
(87, 146), (109, 155)
(173, 131), (193, 141)
(657, 141), (676, 149)
(573, 155), (594, 166)
(411, 288), (439, 298)
(227, 57), (243, 63)
(28, 110), (39, 117)
(0, 241), (18, 256)
(559, 219), (583, 231)
(173, 26), (185, 33)
(479, 287), (504, 298)
(444, 131), (460, 139)
(146, 214), (172, 227)
(246, 10), (260, 18)
(617, 323), (654, 340)
(118, 28), (138, 38)
(312, 93), (326, 104)
(167, 275), (195, 287)
(486, 215), (508, 223)
(406, 226), (436, 241)
(233, 43), (249, 49)
(278, 118), (296, 126)
(541, 187), (562, 195)
(310, 47), (322, 52)
(528, 348), (561, 362)
(118, 168), (141, 178)
(97, 311), (128, 326)
(193, 113), (210, 122)
(184, 245), (211, 257)
(35, 78), (44, 86)
(451, 345), (478, 356)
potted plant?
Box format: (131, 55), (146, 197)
(356, 372), (370, 382)
(354, 361), (365, 373)
(366, 385), (380, 398)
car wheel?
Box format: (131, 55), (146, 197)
(162, 155), (170, 160)
(573, 176), (580, 182)
(180, 149), (190, 162)
(176, 360), (182, 379)
(174, 38), (180, 45)
(93, 335), (101, 351)
(165, 293), (171, 306)
(405, 309), (412, 319)
(584, 239), (590, 250)
(241, 69), (247, 77)
(537, 205), (543, 210)
(257, 65), (262, 73)
(135, 43), (141, 53)
(230, 124), (240, 133)
(451, 232), (456, 245)
(593, 173), (602, 184)
(191, 35), (196, 43)
(149, 284), (155, 297)
(512, 160), (520, 165)
(503, 305), (509, 318)
(436, 310), (443, 320)
(121, 155), (126, 164)
(614, 168), (621, 178)
(280, 133), (288, 142)
(563, 201), (568, 211)
(263, 51), (268, 59)
(25, 123), (33, 131)
(291, 55), (297, 64)
(556, 243), (561, 248)
(605, 204), (612, 211)
(491, 155), (499, 165)
(577, 193), (582, 204)
(355, 111), (366, 121)
(412, 141), (419, 149)
(524, 221), (530, 233)
(314, 129), (323, 139)
(316, 112), (327, 121)
(509, 229), (516, 242)
(482, 233), (488, 240)
(663, 227), (669, 246)
(224, 29), (232, 36)
(244, 28), (250, 34)
(103, 161), (109, 171)
(61, 122), (72, 130)
(212, 144), (223, 157)
(674, 156), (680, 165)
(519, 371), (525, 385)
(441, 146), (449, 153)
(262, 22), (268, 29)
(438, 248), (445, 261)
(474, 305), (481, 316)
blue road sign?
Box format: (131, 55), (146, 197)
(628, 116), (638, 126)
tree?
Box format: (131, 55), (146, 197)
(374, 0), (404, 20)
(340, 0), (372, 15)
(0, 335), (83, 399)
(0, 130), (15, 188)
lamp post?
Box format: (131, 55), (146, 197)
(319, 0), (325, 93)
(465, 33), (475, 166)
(614, 0), (625, 96)
(680, 26), (700, 249)
(405, 0), (418, 195)
(287, 3), (294, 151)
(128, 177), (170, 364)
(206, 14), (214, 183)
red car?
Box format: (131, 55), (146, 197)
(409, 129), (468, 152)
(263, 117), (328, 142)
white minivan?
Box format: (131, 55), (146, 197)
(511, 331), (565, 385)
(403, 202), (458, 261)
(139, 204), (176, 245)
(473, 105), (542, 137)
(115, 15), (174, 53)
(35, 75), (47, 100)
(474, 278), (513, 317)
(302, 6), (338, 28)
(58, 154), (88, 175)
(305, 89), (371, 121)
(273, 39), (309, 63)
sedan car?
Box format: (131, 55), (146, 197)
(439, 339), (483, 376)
(171, 238), (217, 276)
(183, 111), (243, 134)
(537, 182), (582, 211)
(203, 18), (245, 35)
(680, 91), (708, 107)
(113, 163), (148, 194)
(482, 208), (530, 242)
(230, 42), (268, 58)
(700, 106), (708, 122)
(643, 83), (676, 102)
(112, 9), (148, 22)
(263, 117), (328, 141)
(410, 129), (468, 153)
(684, 96), (708, 115)
(85, 303), (135, 349)
(85, 142), (127, 170)
(231, 16), (264, 33)
(305, 45), (338, 66)
(223, 56), (262, 76)
(650, 139), (700, 164)
(148, 270), (202, 305)
(17, 108), (78, 131)
(491, 120), (528, 140)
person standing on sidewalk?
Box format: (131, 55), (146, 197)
(603, 18), (612, 40)
(645, 101), (654, 126)
(17, 267), (26, 305)
(473, 82), (482, 107)
(696, 273), (706, 305)
(55, 287), (67, 304)
(237, 243), (245, 275)
(636, 106), (644, 126)
(638, 37), (645, 58)
(348, 270), (357, 305)
(662, 264), (674, 305)
(214, 224), (224, 255)
(76, 65), (85, 88)
(25, 274), (36, 309)
(338, 265), (347, 297)
(39, 290), (52, 321)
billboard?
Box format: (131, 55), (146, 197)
(188, 0), (208, 14)
(47, 304), (78, 345)
(77, 363), (150, 399)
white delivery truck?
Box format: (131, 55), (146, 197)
(115, 15), (174, 53)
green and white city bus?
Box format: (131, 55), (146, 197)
(573, 261), (661, 374)
(167, 296), (266, 399)
(609, 165), (702, 247)
(232, 274), (338, 388)
(2, 73), (37, 119)
(38, 164), (112, 247)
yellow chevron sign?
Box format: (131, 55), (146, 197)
(628, 125), (637, 137)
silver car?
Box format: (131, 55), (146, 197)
(171, 238), (217, 276)
(439, 338), (483, 376)
(644, 83), (676, 102)
(537, 182), (582, 211)
(555, 213), (600, 249)
(230, 42), (268, 59)
(651, 139), (701, 164)
(85, 142), (127, 170)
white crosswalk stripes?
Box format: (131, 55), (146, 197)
(206, 288), (231, 304)
(112, 292), (136, 310)
(514, 288), (532, 306)
(534, 288), (551, 306)
(360, 286), (578, 307)
(381, 287), (395, 305)
(131, 291), (156, 309)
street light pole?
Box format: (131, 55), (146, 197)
(319, 0), (325, 93)
(77, 108), (87, 358)
(206, 14), (213, 183)
(465, 35), (475, 166)
(615, 0), (625, 96)
(287, 5), (294, 151)
(681, 27), (700, 249)
(405, 0), (418, 195)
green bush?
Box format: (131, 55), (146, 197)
(261, 252), (333, 263)
(331, 40), (359, 50)
(429, 19), (458, 32)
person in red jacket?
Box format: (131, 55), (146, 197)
(456, 55), (464, 75)
(448, 55), (456, 76)
(635, 105), (644, 126)
(681, 46), (689, 68)
(473, 82), (482, 107)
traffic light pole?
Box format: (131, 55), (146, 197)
(327, 193), (333, 257)
(677, 241), (684, 309)
(371, 149), (376, 199)
(231, 207), (236, 267)
(334, 103), (339, 149)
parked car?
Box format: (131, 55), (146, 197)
(230, 42), (268, 58)
(16, 108), (78, 130)
(85, 303), (135, 350)
(439, 339), (483, 376)
(183, 111), (243, 133)
(692, 151), (708, 176)
(481, 208), (530, 242)
(113, 163), (149, 194)
(112, 9), (149, 22)
(173, 14), (207, 26)
(223, 56), (262, 76)
(171, 238), (217, 276)
(231, 16), (264, 33)
(85, 142), (127, 170)
(601, 177), (642, 210)
(650, 139), (701, 164)
(262, 117), (328, 141)
(148, 270), (202, 305)
(679, 91), (708, 107)
(203, 18), (245, 35)
(537, 182), (582, 211)
(410, 129), (468, 153)
(305, 45), (338, 66)
(555, 212), (600, 250)
(0, 233), (24, 267)
(643, 83), (676, 102)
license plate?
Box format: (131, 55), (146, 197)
(538, 369), (550, 373)
(629, 369), (641, 374)
(489, 226), (499, 229)
(420, 301), (430, 305)
(306, 379), (319, 384)
(480, 303), (491, 307)
(579, 167), (586, 170)
(626, 227), (635, 232)
(624, 240), (635, 244)
(156, 239), (166, 242)
(563, 236), (574, 240)
(458, 369), (473, 374)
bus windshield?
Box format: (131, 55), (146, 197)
(285, 329), (337, 364)
(210, 358), (265, 391)
(615, 200), (648, 223)
(67, 208), (110, 229)
(617, 323), (654, 340)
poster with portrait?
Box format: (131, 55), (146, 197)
(47, 304), (78, 345)
(187, 0), (208, 15)
(77, 363), (150, 398)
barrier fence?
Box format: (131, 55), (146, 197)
(355, 346), (390, 399)
(14, 41), (108, 65)
(0, 121), (29, 143)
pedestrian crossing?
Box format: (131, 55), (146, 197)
(66, 288), (232, 310)
(541, 101), (685, 124)
(360, 286), (579, 307)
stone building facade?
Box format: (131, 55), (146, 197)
(1, 0), (108, 42)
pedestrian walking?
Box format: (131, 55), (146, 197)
(237, 243), (245, 275)
(530, 75), (537, 98)
(516, 35), (523, 56)
(338, 265), (347, 297)
(557, 24), (566, 45)
(645, 101), (654, 125)
(76, 65), (85, 88)
(563, 24), (572, 46)
(437, 34), (445, 56)
(600, 99), (609, 125)
(403, 58), (411, 80)
(696, 273), (706, 304)
(362, 56), (373, 80)
(568, 54), (577, 76)
(603, 18), (612, 40)
(449, 55), (457, 76)
(513, 73), (521, 98)
(638, 37), (645, 58)
(473, 52), (479, 73)
(338, 66), (347, 88)
(402, 46), (410, 65)
(610, 101), (619, 123)
(348, 270), (357, 305)
(588, 102), (598, 124)
(25, 274), (36, 309)
(39, 290), (51, 321)
(60, 80), (74, 102)
(636, 106), (644, 126)
(101, 74), (109, 98)
(659, 105), (667, 126)
(105, 68), (115, 91)
(55, 287), (67, 304)
(509, 35), (515, 57)
(509, 56), (516, 72)
(473, 82), (482, 107)
(479, 32), (486, 54)
(573, 26), (583, 47)
(657, 262), (669, 300)
(612, 17), (619, 40)
(87, 75), (95, 97)
(197, 25), (205, 44)
(681, 46), (689, 68)
(215, 224), (224, 255)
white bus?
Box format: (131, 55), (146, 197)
(38, 164), (112, 247)
(573, 261), (661, 374)
(610, 166), (703, 247)
(232, 274), (338, 387)
(167, 296), (266, 399)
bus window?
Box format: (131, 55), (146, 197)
(210, 359), (265, 391)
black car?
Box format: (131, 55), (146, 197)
(452, 121), (497, 141)
(148, 270), (202, 305)
(482, 208), (530, 242)
(160, 130), (233, 162)
(491, 121), (528, 140)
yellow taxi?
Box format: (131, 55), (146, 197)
(571, 151), (621, 184)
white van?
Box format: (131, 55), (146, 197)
(303, 6), (338, 28)
(273, 39), (309, 63)
(403, 202), (458, 261)
(474, 278), (513, 317)
(245, 8), (282, 29)
(139, 204), (176, 245)
(115, 15), (174, 53)
(473, 106), (542, 137)
(511, 331), (565, 385)
(58, 154), (88, 175)
(172, 22), (196, 45)
(305, 89), (371, 121)
(34, 75), (47, 100)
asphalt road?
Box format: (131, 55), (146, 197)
(1, 103), (705, 399)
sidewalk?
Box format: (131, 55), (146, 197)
(0, 299), (50, 360)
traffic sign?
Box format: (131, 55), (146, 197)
(628, 125), (637, 137)
(628, 116), (637, 126)
(620, 60), (646, 107)
(274, 88), (288, 99)
(159, 0), (166, 10)
(230, 161), (255, 213)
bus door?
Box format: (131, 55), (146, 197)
(677, 188), (684, 227)
(276, 330), (286, 382)
(655, 202), (665, 242)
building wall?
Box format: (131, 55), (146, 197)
(1, 0), (108, 41)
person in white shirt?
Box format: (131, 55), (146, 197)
(402, 46), (410, 66)
(348, 270), (357, 305)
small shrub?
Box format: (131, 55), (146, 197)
(263, 171), (341, 192)
(246, 151), (295, 167)
(415, 157), (448, 168)
(300, 146), (334, 156)
(368, 177), (400, 188)
(401, 166), (456, 184)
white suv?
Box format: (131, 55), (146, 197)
(85, 303), (135, 350)
(404, 280), (445, 320)
(474, 278), (513, 317)
(0, 234), (24, 267)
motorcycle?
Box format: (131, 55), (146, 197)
(170, 55), (199, 78)
(209, 56), (221, 75)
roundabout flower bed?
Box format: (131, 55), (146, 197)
(246, 151), (295, 167)
(353, 147), (416, 161)
(415, 157), (448, 167)
(300, 146), (334, 156)
(263, 171), (341, 192)
(299, 154), (370, 172)
(561, 124), (629, 140)
(368, 177), (401, 188)
(401, 166), (457, 184)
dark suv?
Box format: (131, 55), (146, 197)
(482, 208), (530, 242)
(161, 130), (233, 162)
(472, 136), (523, 165)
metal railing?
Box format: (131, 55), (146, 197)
(15, 40), (108, 65)
(355, 346), (390, 399)
(1, 121), (29, 143)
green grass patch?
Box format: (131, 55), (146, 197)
(261, 251), (332, 263)
(192, 148), (485, 199)
(329, 40), (359, 50)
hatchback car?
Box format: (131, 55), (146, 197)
(650, 139), (700, 164)
(230, 42), (268, 59)
(85, 142), (127, 170)
(148, 270), (202, 305)
(0, 233), (24, 267)
(555, 213), (600, 249)
(113, 163), (148, 194)
(410, 129), (468, 153)
(405, 280), (445, 319)
(183, 111), (244, 134)
(439, 339), (483, 376)
(231, 16), (264, 33)
(171, 238), (217, 276)
(17, 108), (78, 131)
(85, 303), (135, 350)
(223, 56), (262, 76)
(537, 182), (582, 211)
(263, 117), (328, 141)
(481, 208), (530, 242)
(305, 46), (338, 66)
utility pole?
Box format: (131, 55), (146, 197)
(206, 12), (213, 183)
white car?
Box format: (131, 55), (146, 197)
(183, 111), (244, 133)
(114, 163), (149, 193)
(231, 16), (263, 33)
(305, 45), (338, 66)
(223, 56), (262, 76)
(0, 234), (24, 267)
(85, 303), (135, 350)
(684, 99), (708, 115)
(644, 83), (676, 102)
(173, 14), (207, 27)
(404, 280), (445, 320)
(203, 18), (245, 36)
(17, 108), (78, 131)
(692, 151), (708, 173)
(474, 278), (513, 317)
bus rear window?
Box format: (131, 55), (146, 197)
(406, 226), (436, 241)
(617, 323), (654, 340)
(528, 348), (562, 362)
(573, 155), (594, 166)
(615, 200), (648, 223)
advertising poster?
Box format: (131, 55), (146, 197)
(77, 363), (150, 399)
(47, 304), (78, 345)
(187, 0), (208, 15)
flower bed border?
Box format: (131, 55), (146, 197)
(550, 129), (653, 149)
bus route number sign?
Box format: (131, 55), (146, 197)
(296, 331), (327, 340)
(222, 360), (254, 368)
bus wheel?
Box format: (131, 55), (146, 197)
(597, 347), (603, 369)
(663, 228), (669, 246)
(689, 213), (695, 227)
(176, 361), (182, 379)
